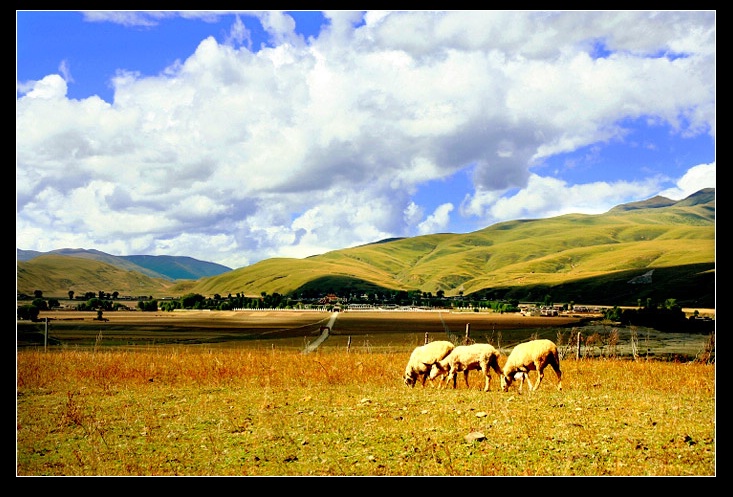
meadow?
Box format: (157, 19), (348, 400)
(16, 310), (716, 476)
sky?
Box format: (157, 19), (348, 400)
(16, 11), (716, 270)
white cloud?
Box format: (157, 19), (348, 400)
(462, 174), (669, 224)
(225, 15), (253, 49)
(403, 201), (424, 228)
(658, 162), (716, 200)
(418, 203), (454, 235)
(16, 11), (715, 268)
(20, 74), (68, 100)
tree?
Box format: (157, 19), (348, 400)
(17, 305), (39, 321)
(68, 290), (75, 300)
(604, 306), (623, 322)
(138, 300), (158, 312)
(664, 298), (680, 311)
(31, 298), (48, 311)
(84, 297), (104, 310)
(180, 293), (205, 309)
(33, 290), (43, 299)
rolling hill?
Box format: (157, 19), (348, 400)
(16, 254), (177, 298)
(17, 189), (715, 307)
(17, 249), (231, 281)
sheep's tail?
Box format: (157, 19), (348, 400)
(549, 345), (563, 389)
(550, 345), (562, 370)
(490, 353), (504, 376)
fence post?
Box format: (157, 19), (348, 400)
(424, 332), (429, 345)
(464, 323), (471, 344)
(347, 336), (352, 353)
(576, 331), (581, 360)
(44, 317), (49, 352)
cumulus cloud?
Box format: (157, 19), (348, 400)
(658, 162), (716, 200)
(16, 11), (715, 268)
(462, 174), (668, 223)
(418, 203), (454, 235)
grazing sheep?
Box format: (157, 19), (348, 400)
(404, 340), (455, 387)
(429, 343), (503, 392)
(500, 339), (562, 393)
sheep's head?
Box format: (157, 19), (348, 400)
(500, 374), (513, 392)
(501, 371), (527, 392)
(404, 373), (417, 387)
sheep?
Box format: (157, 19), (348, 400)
(429, 343), (503, 392)
(500, 339), (562, 393)
(403, 340), (455, 387)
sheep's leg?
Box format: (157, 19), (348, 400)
(463, 370), (470, 389)
(435, 372), (444, 389)
(479, 362), (490, 391)
(553, 364), (563, 391)
(523, 372), (534, 392)
(533, 364), (544, 391)
(420, 371), (430, 387)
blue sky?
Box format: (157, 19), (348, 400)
(16, 11), (716, 269)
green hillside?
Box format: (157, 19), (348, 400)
(17, 255), (176, 298)
(175, 189), (715, 307)
(17, 189), (715, 307)
(17, 248), (231, 281)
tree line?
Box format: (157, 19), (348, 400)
(17, 288), (713, 334)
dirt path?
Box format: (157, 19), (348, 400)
(302, 312), (339, 353)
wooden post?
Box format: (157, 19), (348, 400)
(576, 331), (581, 360)
(424, 332), (429, 345)
(464, 323), (471, 344)
(347, 336), (352, 352)
(44, 317), (49, 352)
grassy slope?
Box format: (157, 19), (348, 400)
(16, 254), (176, 297)
(177, 202), (714, 306)
(17, 198), (715, 307)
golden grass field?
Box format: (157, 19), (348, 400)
(16, 346), (715, 476)
(17, 309), (715, 476)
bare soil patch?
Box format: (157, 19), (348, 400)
(17, 309), (713, 359)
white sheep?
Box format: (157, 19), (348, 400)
(429, 343), (503, 392)
(500, 339), (563, 393)
(404, 340), (455, 387)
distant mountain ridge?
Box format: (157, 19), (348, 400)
(17, 188), (715, 307)
(609, 188), (715, 212)
(17, 248), (231, 281)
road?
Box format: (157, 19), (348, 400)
(302, 312), (339, 353)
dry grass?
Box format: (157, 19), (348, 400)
(16, 346), (716, 476)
